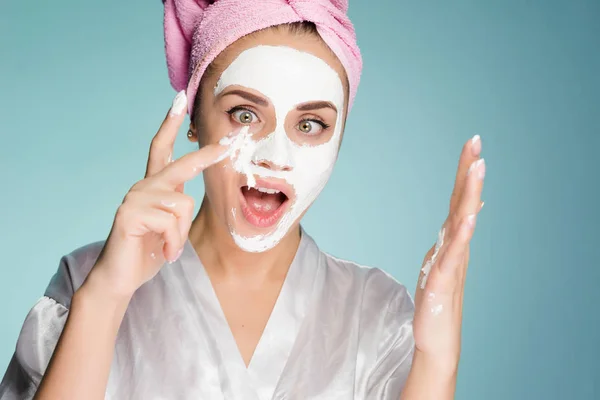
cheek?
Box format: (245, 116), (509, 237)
(202, 167), (221, 201)
(289, 145), (339, 197)
(197, 111), (234, 146)
(202, 161), (238, 206)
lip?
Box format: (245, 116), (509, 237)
(238, 177), (295, 229)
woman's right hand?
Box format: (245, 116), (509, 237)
(83, 91), (231, 299)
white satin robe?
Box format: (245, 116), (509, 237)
(0, 230), (415, 399)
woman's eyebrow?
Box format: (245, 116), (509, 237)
(296, 101), (337, 112)
(221, 89), (268, 106)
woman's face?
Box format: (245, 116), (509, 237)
(195, 30), (348, 253)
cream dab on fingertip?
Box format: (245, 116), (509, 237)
(169, 90), (187, 116)
(214, 147), (233, 164)
(218, 126), (257, 188)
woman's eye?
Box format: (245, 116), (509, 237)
(297, 120), (324, 136)
(232, 109), (257, 124)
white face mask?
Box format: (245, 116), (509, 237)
(214, 45), (345, 253)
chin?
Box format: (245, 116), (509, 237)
(228, 200), (301, 254)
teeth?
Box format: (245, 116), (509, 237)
(256, 187), (280, 194)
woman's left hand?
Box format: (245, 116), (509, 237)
(411, 135), (485, 371)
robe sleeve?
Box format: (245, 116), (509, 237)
(362, 285), (416, 399)
(0, 297), (69, 399)
(0, 249), (84, 400)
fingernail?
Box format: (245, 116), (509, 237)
(168, 248), (184, 264)
(467, 158), (485, 178)
(471, 134), (481, 156)
(479, 201), (485, 211)
(169, 90), (187, 116)
(478, 158), (486, 180)
(466, 213), (476, 228)
(160, 200), (176, 208)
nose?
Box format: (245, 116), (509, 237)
(251, 127), (295, 172)
(252, 158), (292, 172)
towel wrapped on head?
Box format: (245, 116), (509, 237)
(162, 0), (363, 116)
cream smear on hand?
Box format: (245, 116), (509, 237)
(426, 292), (444, 316)
(214, 46), (345, 253)
(420, 226), (446, 289)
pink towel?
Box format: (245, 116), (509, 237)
(163, 0), (362, 116)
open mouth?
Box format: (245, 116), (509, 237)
(239, 180), (291, 229)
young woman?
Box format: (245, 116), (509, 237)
(0, 1), (485, 399)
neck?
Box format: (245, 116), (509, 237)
(188, 196), (301, 284)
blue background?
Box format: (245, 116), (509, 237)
(1, 0), (598, 398)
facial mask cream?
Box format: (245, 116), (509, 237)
(215, 45), (345, 252)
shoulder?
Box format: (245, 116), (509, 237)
(320, 251), (415, 316)
(44, 241), (105, 308)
